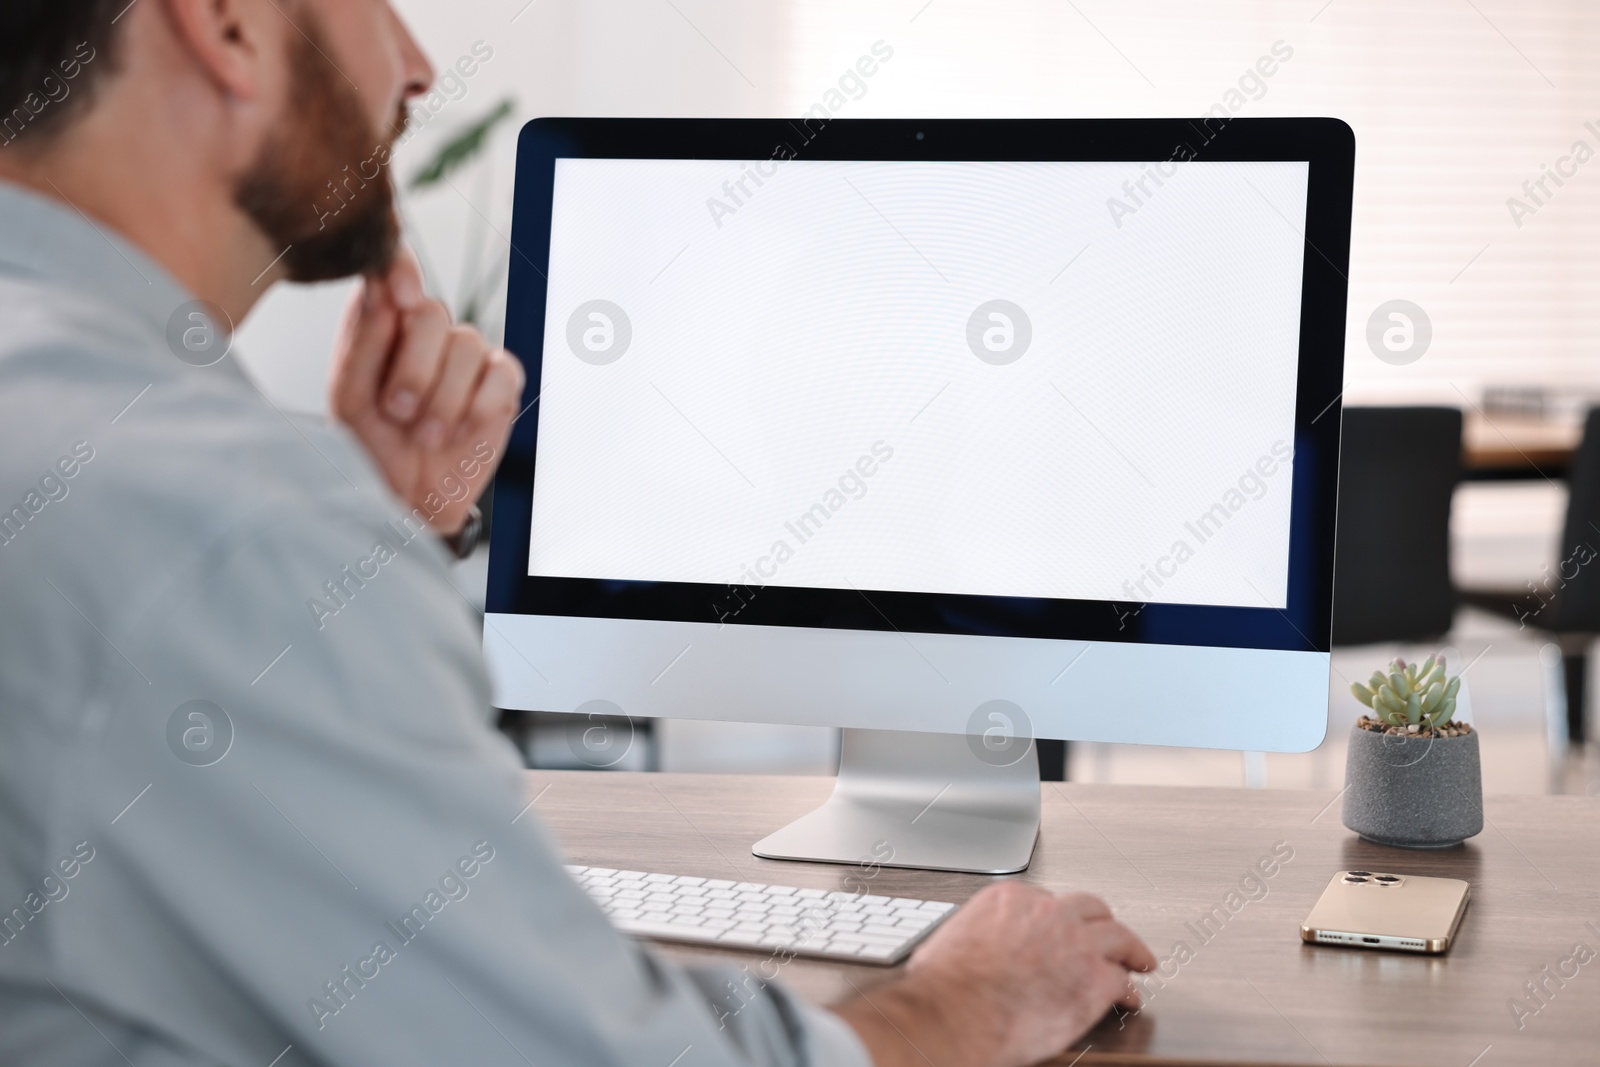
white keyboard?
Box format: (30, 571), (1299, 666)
(569, 866), (958, 965)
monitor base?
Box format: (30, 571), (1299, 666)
(752, 728), (1040, 874)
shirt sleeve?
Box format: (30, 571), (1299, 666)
(55, 483), (873, 1067)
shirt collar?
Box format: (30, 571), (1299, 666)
(0, 177), (203, 342)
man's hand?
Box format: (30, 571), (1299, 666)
(329, 250), (525, 535)
(833, 883), (1155, 1067)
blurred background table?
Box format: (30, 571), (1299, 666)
(1463, 409), (1583, 479)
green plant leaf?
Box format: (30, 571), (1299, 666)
(1444, 676), (1461, 700)
(1405, 693), (1422, 724)
(1419, 653), (1437, 677)
(1350, 682), (1374, 707)
(1420, 682), (1444, 713)
(408, 98), (516, 191)
(1389, 672), (1412, 699)
(1435, 697), (1456, 726)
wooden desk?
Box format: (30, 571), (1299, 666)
(525, 771), (1600, 1067)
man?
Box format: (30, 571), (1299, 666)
(0, 2), (1154, 1065)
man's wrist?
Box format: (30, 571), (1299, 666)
(834, 974), (992, 1067)
(438, 504), (483, 559)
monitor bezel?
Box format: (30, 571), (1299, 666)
(487, 117), (1352, 654)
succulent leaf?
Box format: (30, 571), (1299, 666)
(1444, 676), (1461, 700)
(1389, 672), (1412, 699)
(1405, 693), (1422, 724)
(1419, 654), (1437, 677)
(1435, 697), (1456, 726)
(1350, 683), (1375, 707)
(1369, 671), (1387, 691)
(1421, 682), (1444, 713)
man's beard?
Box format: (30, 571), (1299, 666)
(233, 15), (406, 282)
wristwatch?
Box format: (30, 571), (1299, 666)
(441, 504), (483, 560)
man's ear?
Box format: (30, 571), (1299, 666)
(159, 0), (276, 102)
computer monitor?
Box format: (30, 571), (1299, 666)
(486, 118), (1353, 874)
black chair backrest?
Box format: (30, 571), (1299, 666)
(1331, 406), (1461, 646)
(1549, 407), (1600, 632)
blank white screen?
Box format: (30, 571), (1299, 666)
(527, 157), (1307, 609)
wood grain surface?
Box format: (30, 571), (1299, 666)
(523, 771), (1600, 1067)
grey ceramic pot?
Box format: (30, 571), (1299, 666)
(1341, 724), (1483, 848)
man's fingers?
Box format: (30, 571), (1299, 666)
(414, 327), (487, 448)
(460, 348), (525, 441)
(1088, 917), (1158, 973)
(1116, 979), (1143, 1011)
(385, 245), (427, 310)
(1057, 892), (1113, 925)
(380, 299), (451, 423)
(329, 277), (399, 422)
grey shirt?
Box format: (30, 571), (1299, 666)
(0, 180), (870, 1067)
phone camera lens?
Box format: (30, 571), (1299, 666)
(1346, 871), (1372, 877)
(1375, 875), (1400, 884)
(915, 131), (925, 141)
(1343, 875), (1369, 883)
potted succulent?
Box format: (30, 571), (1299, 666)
(1342, 654), (1482, 849)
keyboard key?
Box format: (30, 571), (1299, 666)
(718, 930), (766, 947)
(858, 944), (898, 960)
(703, 879), (735, 889)
(623, 920), (713, 941)
(833, 931), (904, 947)
(564, 865), (588, 875)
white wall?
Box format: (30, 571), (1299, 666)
(238, 0), (1600, 413)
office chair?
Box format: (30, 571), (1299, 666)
(1460, 406), (1600, 747)
(1331, 406), (1462, 646)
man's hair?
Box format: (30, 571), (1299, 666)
(1, 0), (124, 146)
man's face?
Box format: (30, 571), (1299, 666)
(233, 1), (431, 282)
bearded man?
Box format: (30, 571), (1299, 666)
(0, 3), (1153, 1065)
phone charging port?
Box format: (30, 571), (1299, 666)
(1362, 937), (1380, 944)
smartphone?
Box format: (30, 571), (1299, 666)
(1300, 870), (1470, 954)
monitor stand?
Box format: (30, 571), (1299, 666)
(751, 728), (1040, 874)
